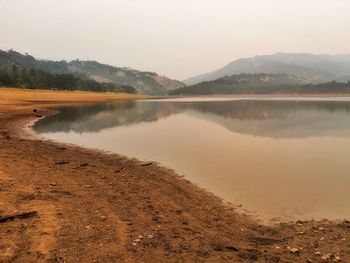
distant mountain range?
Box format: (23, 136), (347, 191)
(183, 53), (350, 85)
(171, 73), (350, 95)
(0, 49), (184, 95)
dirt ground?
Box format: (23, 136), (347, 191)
(0, 88), (350, 262)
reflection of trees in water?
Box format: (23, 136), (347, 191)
(35, 100), (350, 138)
(186, 100), (350, 138)
(186, 100), (350, 120)
(34, 101), (180, 133)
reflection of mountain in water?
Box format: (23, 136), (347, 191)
(35, 99), (350, 139)
(34, 101), (180, 133)
(185, 100), (350, 138)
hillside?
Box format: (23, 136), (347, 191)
(170, 73), (350, 95)
(184, 53), (350, 85)
(0, 66), (137, 94)
(0, 50), (185, 95)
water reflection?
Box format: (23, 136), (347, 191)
(34, 98), (350, 220)
(35, 99), (350, 139)
(35, 101), (178, 133)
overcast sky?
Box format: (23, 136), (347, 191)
(1, 0), (350, 80)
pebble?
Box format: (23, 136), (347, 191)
(287, 246), (299, 254)
(334, 255), (341, 262)
(100, 216), (107, 221)
(290, 248), (299, 254)
(132, 242), (137, 247)
(50, 182), (57, 186)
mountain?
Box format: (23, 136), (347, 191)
(170, 73), (350, 95)
(183, 53), (350, 85)
(0, 49), (184, 95)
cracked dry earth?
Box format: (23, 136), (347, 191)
(0, 99), (350, 262)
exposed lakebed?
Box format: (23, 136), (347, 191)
(34, 97), (350, 221)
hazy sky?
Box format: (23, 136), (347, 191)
(1, 0), (350, 80)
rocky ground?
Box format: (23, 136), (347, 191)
(0, 90), (350, 262)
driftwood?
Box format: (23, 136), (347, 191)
(56, 147), (67, 150)
(0, 211), (38, 223)
(141, 162), (153, 167)
(55, 160), (70, 165)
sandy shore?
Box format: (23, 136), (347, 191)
(0, 89), (350, 262)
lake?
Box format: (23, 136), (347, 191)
(34, 97), (350, 221)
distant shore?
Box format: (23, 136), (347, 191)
(0, 88), (349, 262)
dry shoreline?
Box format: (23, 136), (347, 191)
(1, 90), (350, 262)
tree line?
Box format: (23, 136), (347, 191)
(170, 74), (350, 95)
(0, 65), (136, 94)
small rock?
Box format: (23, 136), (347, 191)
(296, 221), (303, 227)
(36, 114), (43, 118)
(80, 162), (89, 167)
(319, 227), (325, 231)
(147, 234), (154, 239)
(290, 248), (299, 254)
(132, 242), (137, 247)
(287, 246), (299, 254)
(307, 259), (312, 263)
(100, 216), (107, 221)
(137, 234), (143, 239)
(315, 251), (321, 256)
(50, 182), (57, 186)
(134, 239), (140, 242)
(141, 162), (153, 167)
(334, 255), (341, 262)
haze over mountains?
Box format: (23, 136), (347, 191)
(3, 50), (350, 96)
(184, 53), (350, 85)
(0, 50), (184, 95)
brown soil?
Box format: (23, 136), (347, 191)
(0, 89), (350, 262)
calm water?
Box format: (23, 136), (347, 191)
(34, 97), (350, 221)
